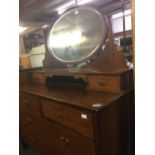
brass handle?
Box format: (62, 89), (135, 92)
(60, 136), (70, 145)
(97, 81), (107, 86)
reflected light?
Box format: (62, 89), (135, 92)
(50, 30), (84, 48)
(19, 26), (28, 34)
(77, 0), (93, 5)
(57, 1), (75, 15)
(57, 0), (94, 15)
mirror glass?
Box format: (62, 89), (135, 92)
(47, 7), (108, 63)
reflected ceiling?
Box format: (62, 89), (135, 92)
(19, 0), (130, 26)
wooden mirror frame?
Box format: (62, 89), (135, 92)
(43, 6), (128, 71)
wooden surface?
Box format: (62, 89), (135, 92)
(20, 84), (130, 111)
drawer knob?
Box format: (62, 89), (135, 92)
(64, 138), (70, 144)
(60, 136), (70, 145)
(97, 81), (107, 86)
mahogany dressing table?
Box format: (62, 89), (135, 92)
(20, 6), (134, 155)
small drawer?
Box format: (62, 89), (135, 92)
(20, 93), (41, 114)
(31, 72), (45, 84)
(88, 75), (122, 92)
(41, 99), (94, 139)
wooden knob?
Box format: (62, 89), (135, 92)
(64, 138), (70, 144)
(60, 136), (70, 145)
(60, 136), (65, 142)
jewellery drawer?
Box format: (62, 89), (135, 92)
(88, 75), (122, 92)
(41, 99), (94, 139)
(31, 72), (45, 85)
(20, 92), (41, 114)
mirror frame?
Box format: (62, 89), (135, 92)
(47, 6), (108, 64)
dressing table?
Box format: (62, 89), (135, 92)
(20, 6), (134, 155)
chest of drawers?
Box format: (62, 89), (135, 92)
(19, 84), (133, 155)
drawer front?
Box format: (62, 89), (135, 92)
(41, 99), (94, 139)
(20, 112), (64, 155)
(44, 119), (96, 155)
(20, 113), (96, 155)
(31, 73), (45, 85)
(20, 93), (41, 114)
(20, 125), (52, 155)
(88, 75), (121, 92)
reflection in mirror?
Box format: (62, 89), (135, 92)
(47, 7), (108, 63)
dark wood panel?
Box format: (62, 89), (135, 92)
(19, 70), (31, 84)
(96, 92), (133, 155)
(20, 83), (130, 111)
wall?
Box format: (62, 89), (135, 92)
(19, 34), (25, 55)
(19, 33), (46, 68)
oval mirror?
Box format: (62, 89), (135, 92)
(47, 7), (108, 63)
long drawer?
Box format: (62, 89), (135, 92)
(20, 112), (96, 155)
(40, 98), (94, 139)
